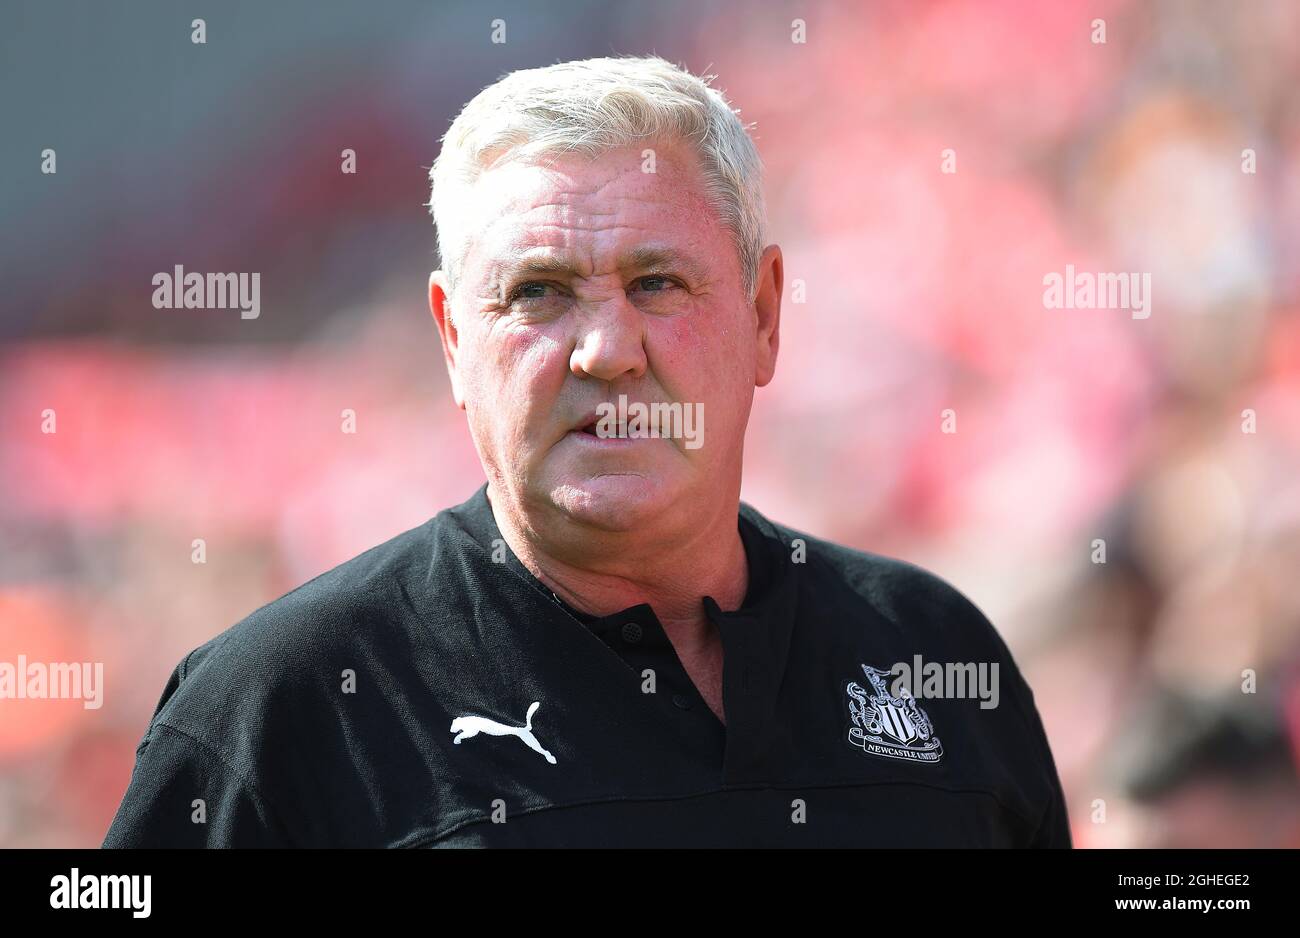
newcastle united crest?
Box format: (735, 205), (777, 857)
(845, 663), (943, 764)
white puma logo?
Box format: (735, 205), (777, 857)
(449, 700), (557, 764)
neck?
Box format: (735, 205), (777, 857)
(487, 483), (748, 644)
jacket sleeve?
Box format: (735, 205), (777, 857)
(925, 572), (1073, 849)
(1017, 678), (1073, 849)
(102, 720), (291, 848)
(103, 649), (293, 849)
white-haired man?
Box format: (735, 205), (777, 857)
(104, 56), (1070, 848)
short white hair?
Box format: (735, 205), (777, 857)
(427, 55), (766, 301)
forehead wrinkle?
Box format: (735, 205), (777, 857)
(489, 240), (709, 288)
(491, 253), (588, 282)
(494, 163), (691, 228)
(475, 165), (719, 289)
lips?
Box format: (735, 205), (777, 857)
(573, 410), (603, 436)
(569, 406), (635, 440)
(574, 418), (624, 437)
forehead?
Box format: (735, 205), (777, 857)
(459, 142), (730, 277)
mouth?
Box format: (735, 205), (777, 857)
(568, 408), (637, 444)
(570, 420), (631, 441)
(572, 408), (611, 435)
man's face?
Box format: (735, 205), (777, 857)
(432, 141), (778, 534)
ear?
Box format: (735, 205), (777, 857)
(753, 244), (783, 388)
(429, 270), (466, 410)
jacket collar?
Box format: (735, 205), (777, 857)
(447, 483), (799, 647)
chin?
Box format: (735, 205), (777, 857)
(547, 472), (683, 531)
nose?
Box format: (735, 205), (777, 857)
(569, 299), (647, 382)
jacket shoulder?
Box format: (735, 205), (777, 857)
(753, 507), (1008, 656)
(148, 514), (445, 737)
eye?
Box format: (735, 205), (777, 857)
(631, 275), (677, 293)
(505, 281), (558, 304)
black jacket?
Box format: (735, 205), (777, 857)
(103, 484), (1071, 847)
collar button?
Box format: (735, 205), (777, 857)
(621, 621), (643, 644)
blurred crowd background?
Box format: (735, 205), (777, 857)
(2, 0), (1298, 847)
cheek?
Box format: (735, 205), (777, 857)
(471, 326), (569, 425)
(657, 315), (702, 366)
(503, 327), (567, 390)
(655, 305), (754, 399)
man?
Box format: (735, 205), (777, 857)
(104, 56), (1071, 847)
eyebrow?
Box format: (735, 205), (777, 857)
(492, 246), (709, 287)
(620, 246), (707, 281)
